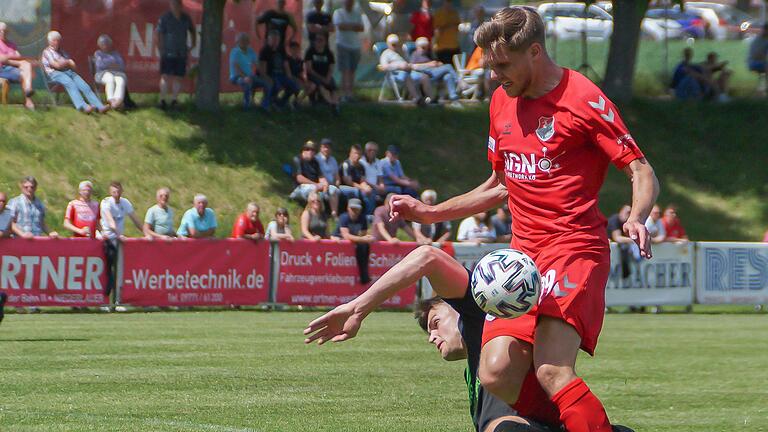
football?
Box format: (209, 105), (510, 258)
(470, 249), (541, 319)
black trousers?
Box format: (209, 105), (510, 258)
(355, 243), (371, 284)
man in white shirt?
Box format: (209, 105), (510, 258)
(379, 33), (433, 105)
(100, 181), (143, 297)
(644, 204), (666, 244)
(332, 0), (364, 101)
(0, 191), (14, 238)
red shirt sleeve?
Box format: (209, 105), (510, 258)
(232, 214), (246, 238)
(65, 201), (75, 223)
(487, 93), (504, 171)
(577, 92), (644, 170)
(255, 220), (265, 236)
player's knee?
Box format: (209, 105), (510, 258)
(535, 363), (575, 395)
(416, 245), (440, 269)
(479, 356), (522, 402)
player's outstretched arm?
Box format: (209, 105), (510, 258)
(303, 245), (469, 345)
(390, 170), (508, 224)
(622, 158), (660, 259)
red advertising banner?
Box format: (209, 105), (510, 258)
(120, 239), (270, 306)
(276, 240), (419, 308)
(0, 238), (107, 307)
(51, 0), (303, 92)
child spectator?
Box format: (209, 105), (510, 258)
(63, 181), (100, 238)
(266, 207), (294, 241)
(301, 192), (330, 241)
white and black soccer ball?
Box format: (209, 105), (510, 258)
(470, 249), (541, 319)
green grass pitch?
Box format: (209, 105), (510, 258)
(1, 311), (766, 431)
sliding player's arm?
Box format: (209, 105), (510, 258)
(389, 170), (508, 224)
(303, 245), (469, 345)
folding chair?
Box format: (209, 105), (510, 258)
(373, 42), (407, 102)
(453, 52), (482, 100)
(38, 66), (64, 106)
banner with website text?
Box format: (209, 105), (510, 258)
(275, 240), (419, 308)
(120, 239), (270, 306)
(695, 242), (768, 304)
(0, 238), (107, 307)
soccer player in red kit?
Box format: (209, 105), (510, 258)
(385, 7), (659, 431)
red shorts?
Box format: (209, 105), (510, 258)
(481, 243), (610, 355)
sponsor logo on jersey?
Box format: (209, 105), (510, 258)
(616, 133), (635, 148)
(488, 136), (496, 152)
(502, 146), (563, 181)
(535, 116), (555, 142)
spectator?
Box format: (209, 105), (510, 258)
(466, 6), (486, 52)
(0, 21), (35, 110)
(333, 0), (364, 102)
(63, 180), (100, 238)
(412, 189), (451, 243)
(431, 0), (460, 65)
(0, 191), (13, 238)
(644, 204), (666, 244)
(266, 207), (295, 241)
(178, 194), (217, 238)
(748, 24), (768, 75)
(670, 48), (715, 101)
(456, 212), (495, 244)
(410, 0), (433, 42)
(304, 33), (339, 111)
(380, 144), (419, 198)
(93, 34), (127, 109)
(339, 144), (376, 213)
(490, 205), (512, 243)
(316, 138), (340, 187)
(332, 198), (373, 284)
(290, 140), (340, 217)
(379, 33), (433, 105)
(410, 37), (460, 104)
(143, 187), (177, 239)
(155, 0), (196, 110)
(464, 46), (494, 98)
(231, 202), (265, 241)
(287, 41), (308, 106)
(260, 30), (299, 110)
(100, 181), (143, 241)
(229, 32), (267, 109)
(301, 192), (329, 241)
(256, 0), (297, 51)
(607, 204), (636, 278)
(662, 204), (688, 242)
(8, 176), (58, 238)
(361, 141), (387, 199)
(389, 0), (413, 42)
(701, 51), (731, 102)
(306, 0), (333, 43)
(372, 193), (427, 244)
(42, 31), (107, 114)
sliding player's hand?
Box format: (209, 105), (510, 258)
(303, 303), (363, 345)
(623, 219), (652, 259)
(389, 194), (431, 223)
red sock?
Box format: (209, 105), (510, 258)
(551, 378), (611, 432)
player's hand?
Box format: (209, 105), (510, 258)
(623, 219), (652, 259)
(303, 303), (363, 345)
(389, 194), (432, 223)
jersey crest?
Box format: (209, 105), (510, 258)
(535, 116), (555, 142)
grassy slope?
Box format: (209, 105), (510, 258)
(0, 311), (766, 431)
(0, 100), (766, 241)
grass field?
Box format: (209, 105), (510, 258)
(1, 311), (767, 431)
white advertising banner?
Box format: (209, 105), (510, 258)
(451, 243), (510, 271)
(605, 242), (694, 306)
(696, 242), (768, 304)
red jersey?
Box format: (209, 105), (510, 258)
(487, 69), (644, 254)
(662, 218), (686, 239)
(65, 199), (100, 238)
(410, 9), (433, 41)
(231, 213), (265, 238)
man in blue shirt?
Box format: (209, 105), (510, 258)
(380, 145), (419, 198)
(178, 194), (217, 238)
(229, 33), (267, 109)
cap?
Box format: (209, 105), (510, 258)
(348, 198), (363, 209)
(386, 34), (399, 45)
(320, 138), (333, 147)
(386, 144), (399, 155)
(415, 37), (429, 47)
(302, 140), (318, 151)
(78, 180), (93, 190)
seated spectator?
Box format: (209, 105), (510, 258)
(380, 144), (419, 198)
(316, 138), (340, 186)
(0, 22), (35, 109)
(372, 193), (428, 244)
(662, 204), (688, 242)
(287, 41), (308, 106)
(361, 141), (387, 199)
(8, 176), (58, 238)
(232, 202), (265, 241)
(301, 192), (330, 241)
(93, 34), (127, 109)
(266, 207), (295, 241)
(410, 37), (460, 104)
(456, 212), (495, 244)
(332, 198), (373, 284)
(229, 32), (267, 109)
(607, 204), (637, 278)
(100, 181), (143, 241)
(339, 143), (376, 213)
(701, 51), (731, 102)
(178, 194), (217, 238)
(42, 31), (108, 114)
(379, 33), (433, 105)
(412, 189), (451, 243)
(748, 24), (768, 75)
(260, 29), (299, 110)
(644, 204), (666, 244)
(490, 205), (512, 243)
(670, 47), (721, 101)
(143, 187), (177, 239)
(304, 33), (339, 112)
(63, 180), (100, 238)
(0, 191), (13, 238)
(290, 140), (340, 217)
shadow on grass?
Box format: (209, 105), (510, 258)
(0, 338), (90, 342)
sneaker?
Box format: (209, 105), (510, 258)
(612, 425), (635, 432)
(0, 292), (7, 325)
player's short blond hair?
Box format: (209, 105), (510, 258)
(473, 6), (545, 53)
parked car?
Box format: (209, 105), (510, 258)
(686, 2), (758, 39)
(595, 1), (684, 40)
(646, 8), (707, 39)
(538, 2), (613, 41)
